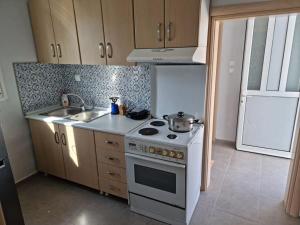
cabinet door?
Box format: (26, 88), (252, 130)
(165, 0), (200, 48)
(29, 120), (65, 178)
(60, 126), (99, 190)
(101, 0), (135, 65)
(74, 0), (107, 65)
(133, 0), (165, 49)
(28, 0), (58, 64)
(49, 0), (81, 64)
(0, 202), (6, 225)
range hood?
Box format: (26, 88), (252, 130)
(127, 47), (207, 64)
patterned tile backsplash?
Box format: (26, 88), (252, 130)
(14, 63), (151, 114)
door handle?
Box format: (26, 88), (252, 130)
(50, 44), (56, 58)
(106, 43), (113, 58)
(167, 22), (172, 41)
(157, 23), (162, 42)
(56, 44), (62, 58)
(99, 43), (105, 58)
(54, 132), (60, 144)
(61, 133), (66, 146)
(0, 159), (5, 169)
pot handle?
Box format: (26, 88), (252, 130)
(163, 115), (169, 120)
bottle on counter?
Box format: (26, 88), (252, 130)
(109, 97), (119, 115)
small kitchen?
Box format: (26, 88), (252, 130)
(0, 0), (209, 225)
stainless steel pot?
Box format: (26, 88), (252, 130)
(163, 112), (199, 133)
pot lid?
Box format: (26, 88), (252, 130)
(168, 112), (195, 120)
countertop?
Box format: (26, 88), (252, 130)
(26, 107), (148, 135)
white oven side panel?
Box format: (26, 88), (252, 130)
(186, 126), (204, 223)
(126, 153), (186, 208)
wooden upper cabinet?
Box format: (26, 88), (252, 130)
(59, 126), (99, 190)
(28, 0), (58, 64)
(165, 0), (200, 48)
(48, 0), (81, 64)
(133, 0), (165, 49)
(101, 0), (135, 65)
(29, 120), (65, 179)
(73, 0), (106, 65)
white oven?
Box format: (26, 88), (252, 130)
(126, 153), (186, 208)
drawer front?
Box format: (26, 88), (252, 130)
(100, 163), (127, 183)
(99, 149), (126, 168)
(95, 132), (124, 152)
(101, 179), (128, 199)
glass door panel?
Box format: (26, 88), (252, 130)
(267, 15), (289, 91)
(248, 17), (268, 90)
(286, 15), (300, 92)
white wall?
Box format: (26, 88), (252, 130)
(0, 0), (37, 181)
(215, 19), (246, 142)
(212, 0), (272, 7)
(151, 65), (207, 120)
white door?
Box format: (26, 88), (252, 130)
(237, 14), (300, 158)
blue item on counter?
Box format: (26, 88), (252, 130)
(111, 103), (119, 115)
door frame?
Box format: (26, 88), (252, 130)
(203, 0), (300, 217)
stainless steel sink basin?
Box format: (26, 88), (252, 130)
(40, 107), (110, 122)
(41, 107), (83, 117)
(69, 110), (110, 122)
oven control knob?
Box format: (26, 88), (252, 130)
(162, 150), (168, 156)
(176, 152), (184, 159)
(169, 151), (176, 157)
(149, 147), (155, 154)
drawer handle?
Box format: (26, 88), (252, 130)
(105, 140), (118, 146)
(108, 157), (116, 161)
(109, 185), (120, 192)
(107, 171), (116, 176)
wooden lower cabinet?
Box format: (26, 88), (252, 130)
(29, 120), (66, 179)
(60, 126), (99, 190)
(95, 131), (128, 199)
(29, 120), (99, 190)
(29, 120), (128, 198)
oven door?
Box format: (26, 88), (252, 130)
(126, 153), (186, 208)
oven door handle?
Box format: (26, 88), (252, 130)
(125, 153), (186, 169)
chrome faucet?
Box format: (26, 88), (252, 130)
(65, 93), (86, 111)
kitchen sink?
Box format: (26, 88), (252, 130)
(40, 107), (110, 122)
(69, 110), (110, 122)
(41, 107), (83, 117)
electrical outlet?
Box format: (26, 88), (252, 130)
(75, 74), (81, 82)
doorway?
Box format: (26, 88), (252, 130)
(207, 11), (300, 224)
(214, 14), (300, 159)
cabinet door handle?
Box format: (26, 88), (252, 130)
(54, 132), (60, 144)
(61, 133), (66, 146)
(99, 43), (105, 58)
(167, 22), (172, 41)
(157, 23), (162, 42)
(56, 44), (62, 58)
(0, 159), (5, 170)
(106, 43), (112, 58)
(50, 44), (56, 58)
